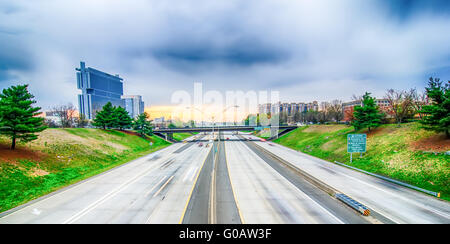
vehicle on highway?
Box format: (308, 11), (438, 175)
(260, 138), (266, 142)
(198, 142), (203, 147)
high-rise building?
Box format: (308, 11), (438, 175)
(121, 95), (145, 118)
(76, 61), (124, 120)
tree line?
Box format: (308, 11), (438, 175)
(249, 77), (449, 138)
(0, 84), (156, 150)
(47, 101), (154, 138)
(92, 102), (153, 138)
(349, 77), (449, 137)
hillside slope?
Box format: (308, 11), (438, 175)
(273, 123), (450, 201)
(0, 128), (170, 212)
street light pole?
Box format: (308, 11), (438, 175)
(221, 105), (239, 137)
(186, 106), (205, 128)
(212, 115), (215, 161)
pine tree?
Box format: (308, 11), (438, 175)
(115, 106), (133, 130)
(0, 84), (46, 150)
(419, 77), (450, 138)
(92, 102), (116, 129)
(133, 112), (152, 137)
(352, 92), (384, 132)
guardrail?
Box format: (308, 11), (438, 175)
(335, 193), (370, 216)
(334, 161), (441, 198)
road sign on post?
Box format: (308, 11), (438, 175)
(347, 134), (366, 162)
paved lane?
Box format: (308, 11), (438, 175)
(243, 134), (450, 224)
(215, 137), (242, 224)
(225, 135), (344, 224)
(0, 135), (211, 224)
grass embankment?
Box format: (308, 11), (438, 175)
(0, 128), (171, 212)
(172, 132), (197, 142)
(273, 123), (450, 201)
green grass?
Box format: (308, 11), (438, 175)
(172, 132), (197, 141)
(273, 123), (450, 201)
(0, 128), (171, 212)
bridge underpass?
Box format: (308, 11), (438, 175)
(153, 125), (298, 142)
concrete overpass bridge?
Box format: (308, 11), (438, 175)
(153, 125), (298, 142)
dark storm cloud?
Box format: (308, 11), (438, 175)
(0, 35), (33, 82)
(146, 37), (288, 73)
(153, 39), (286, 65)
(385, 0), (450, 19)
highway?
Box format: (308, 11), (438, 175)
(0, 135), (213, 224)
(0, 132), (449, 224)
(225, 135), (359, 223)
(242, 134), (450, 224)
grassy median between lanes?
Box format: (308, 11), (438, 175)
(0, 128), (171, 212)
(273, 122), (450, 201)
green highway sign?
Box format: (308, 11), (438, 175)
(347, 134), (367, 153)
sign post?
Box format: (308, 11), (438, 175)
(347, 134), (366, 163)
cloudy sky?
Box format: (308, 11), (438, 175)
(1, 0), (450, 113)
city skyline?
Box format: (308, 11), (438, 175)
(1, 0), (450, 113)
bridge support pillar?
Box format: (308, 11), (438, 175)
(270, 126), (279, 139)
(166, 133), (173, 141)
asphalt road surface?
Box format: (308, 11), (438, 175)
(1, 132), (449, 224)
(242, 134), (450, 224)
(0, 134), (212, 224)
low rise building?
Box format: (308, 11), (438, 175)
(342, 98), (391, 122)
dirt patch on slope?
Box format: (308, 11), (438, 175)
(29, 167), (49, 177)
(410, 134), (450, 152)
(366, 126), (397, 138)
(0, 143), (47, 163)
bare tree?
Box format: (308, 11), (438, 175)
(51, 103), (77, 128)
(327, 99), (344, 122)
(385, 89), (415, 124)
(74, 113), (89, 128)
(411, 88), (428, 119)
(351, 94), (363, 102)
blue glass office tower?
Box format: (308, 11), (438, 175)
(76, 61), (124, 119)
